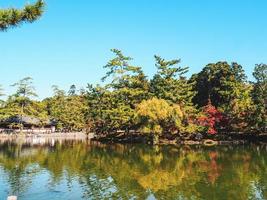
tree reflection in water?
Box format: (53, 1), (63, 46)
(0, 139), (266, 200)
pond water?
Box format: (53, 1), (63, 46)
(0, 139), (266, 200)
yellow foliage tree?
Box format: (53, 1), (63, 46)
(136, 98), (200, 142)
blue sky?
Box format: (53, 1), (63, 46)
(1, 0), (267, 99)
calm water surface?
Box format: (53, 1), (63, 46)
(0, 139), (266, 200)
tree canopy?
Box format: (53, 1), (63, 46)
(0, 50), (266, 137)
(251, 64), (267, 132)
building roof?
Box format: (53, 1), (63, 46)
(1, 115), (57, 126)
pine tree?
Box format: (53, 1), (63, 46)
(45, 85), (87, 131)
(149, 56), (198, 134)
(87, 49), (149, 134)
(68, 84), (77, 96)
(251, 64), (267, 132)
(0, 0), (45, 31)
(150, 55), (195, 106)
(10, 76), (38, 121)
(102, 49), (149, 107)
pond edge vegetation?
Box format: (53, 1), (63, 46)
(0, 49), (266, 145)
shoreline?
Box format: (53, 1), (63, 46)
(0, 132), (87, 139)
(0, 132), (267, 146)
(93, 132), (267, 146)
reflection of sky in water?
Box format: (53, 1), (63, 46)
(0, 140), (266, 200)
(0, 167), (9, 198)
(1, 167), (84, 200)
(251, 181), (264, 200)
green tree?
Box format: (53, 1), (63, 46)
(86, 84), (114, 134)
(226, 82), (253, 131)
(102, 49), (149, 106)
(0, 88), (49, 128)
(150, 55), (195, 106)
(0, 84), (4, 96)
(68, 84), (77, 96)
(0, 0), (45, 31)
(251, 64), (267, 132)
(46, 85), (87, 131)
(191, 62), (253, 131)
(87, 49), (149, 135)
(149, 56), (198, 134)
(191, 62), (247, 108)
(0, 85), (4, 108)
(10, 77), (38, 130)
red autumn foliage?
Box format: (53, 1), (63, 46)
(198, 100), (223, 134)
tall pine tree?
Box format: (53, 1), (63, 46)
(251, 64), (267, 132)
(150, 55), (195, 106)
(87, 49), (149, 134)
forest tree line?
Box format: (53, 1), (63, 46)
(0, 49), (266, 138)
(1, 2), (266, 138)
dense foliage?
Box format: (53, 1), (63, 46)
(44, 85), (87, 131)
(0, 49), (266, 138)
(0, 0), (45, 30)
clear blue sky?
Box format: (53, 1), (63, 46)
(1, 0), (267, 99)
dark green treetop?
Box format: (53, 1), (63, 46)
(150, 55), (194, 106)
(191, 61), (247, 108)
(251, 64), (267, 131)
(86, 49), (150, 134)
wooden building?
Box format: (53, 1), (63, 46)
(0, 115), (56, 134)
